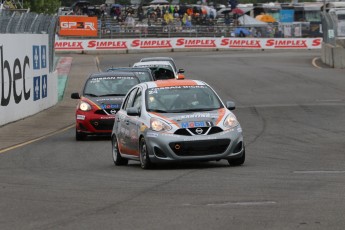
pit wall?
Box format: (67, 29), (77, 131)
(55, 37), (323, 53)
(0, 34), (58, 126)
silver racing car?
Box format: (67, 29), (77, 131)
(111, 79), (245, 169)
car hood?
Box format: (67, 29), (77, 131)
(151, 109), (226, 127)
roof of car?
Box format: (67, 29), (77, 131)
(140, 57), (174, 62)
(106, 67), (152, 72)
(143, 79), (205, 89)
(89, 71), (137, 79)
(133, 61), (173, 68)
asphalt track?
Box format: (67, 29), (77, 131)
(1, 50), (345, 230)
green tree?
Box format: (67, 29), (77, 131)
(23, 0), (62, 14)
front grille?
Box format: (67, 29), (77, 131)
(174, 126), (223, 136)
(90, 119), (115, 130)
(169, 139), (230, 156)
(95, 109), (119, 115)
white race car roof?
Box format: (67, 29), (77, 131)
(133, 61), (174, 69)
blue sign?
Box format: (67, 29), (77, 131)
(181, 121), (206, 128)
(41, 45), (47, 69)
(33, 76), (40, 101)
(33, 46), (40, 70)
(42, 75), (47, 98)
(280, 10), (294, 23)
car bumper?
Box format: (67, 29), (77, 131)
(75, 113), (115, 135)
(145, 127), (244, 163)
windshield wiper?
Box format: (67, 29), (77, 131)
(147, 109), (168, 113)
(99, 94), (125, 97)
(172, 108), (217, 113)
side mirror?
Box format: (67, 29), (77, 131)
(178, 69), (185, 73)
(71, 92), (80, 99)
(226, 101), (236, 110)
(177, 74), (185, 80)
(127, 107), (140, 116)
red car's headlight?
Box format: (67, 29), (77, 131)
(79, 101), (92, 111)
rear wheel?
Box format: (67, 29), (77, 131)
(139, 138), (152, 169)
(76, 129), (86, 141)
(228, 148), (245, 166)
(112, 135), (128, 166)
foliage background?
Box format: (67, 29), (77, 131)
(21, 0), (317, 14)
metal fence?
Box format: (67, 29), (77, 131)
(0, 10), (58, 72)
(57, 17), (322, 40)
(321, 11), (345, 46)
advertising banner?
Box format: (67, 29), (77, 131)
(55, 37), (323, 51)
(59, 16), (98, 37)
(0, 34), (57, 126)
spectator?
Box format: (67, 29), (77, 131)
(163, 11), (173, 25)
(125, 13), (135, 32)
(224, 13), (231, 26)
(137, 6), (144, 22)
(155, 6), (162, 19)
(114, 6), (121, 20)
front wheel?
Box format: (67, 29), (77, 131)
(112, 135), (128, 166)
(228, 148), (245, 166)
(139, 138), (152, 169)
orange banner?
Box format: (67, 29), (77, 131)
(59, 16), (98, 37)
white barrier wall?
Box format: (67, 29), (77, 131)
(55, 37), (322, 51)
(0, 34), (57, 126)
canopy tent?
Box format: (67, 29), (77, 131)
(255, 14), (276, 23)
(238, 14), (268, 26)
(149, 0), (169, 5)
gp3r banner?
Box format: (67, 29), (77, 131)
(59, 16), (98, 37)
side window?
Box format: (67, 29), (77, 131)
(122, 88), (138, 110)
(133, 89), (142, 109)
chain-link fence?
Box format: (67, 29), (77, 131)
(0, 10), (58, 72)
(57, 18), (320, 40)
(321, 10), (345, 46)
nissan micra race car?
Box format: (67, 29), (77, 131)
(71, 72), (141, 140)
(111, 79), (245, 169)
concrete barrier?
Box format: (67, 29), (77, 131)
(321, 39), (345, 69)
(0, 34), (58, 126)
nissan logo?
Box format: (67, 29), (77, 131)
(195, 128), (203, 135)
(110, 109), (117, 114)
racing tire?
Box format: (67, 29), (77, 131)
(76, 129), (86, 141)
(139, 138), (153, 169)
(228, 148), (245, 166)
(112, 135), (128, 166)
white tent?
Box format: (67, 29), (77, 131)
(238, 14), (267, 27)
(149, 0), (169, 5)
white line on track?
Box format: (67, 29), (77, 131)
(293, 170), (345, 174)
(182, 201), (277, 207)
(0, 124), (74, 154)
(312, 57), (322, 69)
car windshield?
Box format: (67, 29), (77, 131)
(149, 66), (175, 80)
(131, 71), (152, 82)
(84, 76), (139, 97)
(146, 85), (223, 113)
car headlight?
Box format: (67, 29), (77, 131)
(79, 101), (92, 111)
(224, 113), (239, 128)
(150, 118), (172, 132)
